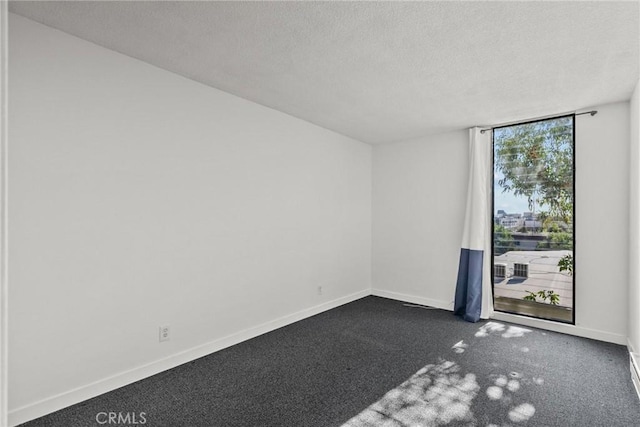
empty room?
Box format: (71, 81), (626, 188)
(1, 1), (640, 426)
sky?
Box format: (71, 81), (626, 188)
(494, 187), (530, 215)
(493, 172), (531, 215)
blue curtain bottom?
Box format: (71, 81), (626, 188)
(454, 248), (484, 323)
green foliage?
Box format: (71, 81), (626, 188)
(493, 223), (515, 255)
(545, 221), (562, 233)
(494, 118), (574, 223)
(538, 232), (572, 250)
(558, 254), (573, 275)
(547, 291), (560, 305)
(523, 290), (560, 305)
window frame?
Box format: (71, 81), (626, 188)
(490, 114), (576, 325)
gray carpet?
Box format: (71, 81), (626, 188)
(19, 296), (640, 426)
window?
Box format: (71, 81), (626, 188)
(492, 115), (574, 324)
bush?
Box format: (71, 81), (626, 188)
(538, 231), (572, 250)
(558, 254), (573, 275)
(523, 290), (560, 305)
(494, 224), (515, 255)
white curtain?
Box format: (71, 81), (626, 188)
(454, 127), (494, 322)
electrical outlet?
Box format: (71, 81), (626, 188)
(317, 285), (323, 295)
(159, 325), (170, 342)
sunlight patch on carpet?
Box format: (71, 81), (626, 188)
(343, 321), (541, 426)
(509, 403), (536, 422)
(343, 361), (540, 426)
(342, 360), (479, 426)
(475, 321), (531, 339)
(451, 340), (468, 354)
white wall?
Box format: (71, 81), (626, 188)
(0, 3), (9, 427)
(629, 79), (640, 354)
(372, 130), (468, 309)
(574, 102), (629, 341)
(8, 14), (371, 424)
(373, 102), (631, 344)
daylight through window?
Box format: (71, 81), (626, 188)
(492, 115), (575, 324)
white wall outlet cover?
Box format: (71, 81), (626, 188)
(159, 326), (170, 342)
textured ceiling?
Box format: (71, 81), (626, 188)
(8, 1), (640, 145)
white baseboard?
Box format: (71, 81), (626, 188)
(628, 339), (640, 401)
(630, 351), (640, 401)
(491, 311), (627, 345)
(8, 289), (369, 427)
(371, 288), (627, 346)
(371, 288), (454, 311)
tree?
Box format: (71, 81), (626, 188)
(494, 118), (574, 223)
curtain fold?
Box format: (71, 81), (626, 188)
(454, 127), (494, 322)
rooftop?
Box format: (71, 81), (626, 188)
(494, 250), (573, 309)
